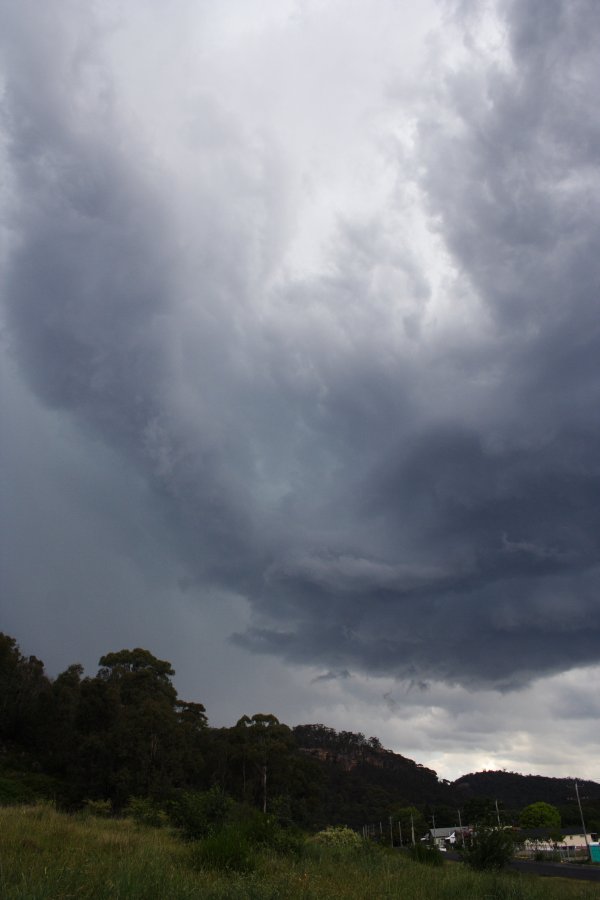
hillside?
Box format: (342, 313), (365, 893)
(453, 770), (600, 807)
(453, 770), (600, 831)
(292, 724), (455, 828)
(2, 631), (599, 832)
(290, 727), (600, 831)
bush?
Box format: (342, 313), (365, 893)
(124, 796), (169, 828)
(461, 826), (514, 871)
(310, 825), (363, 848)
(0, 770), (61, 805)
(81, 798), (112, 817)
(407, 844), (445, 867)
(0, 773), (36, 805)
(227, 805), (305, 855)
(188, 802), (304, 874)
(191, 824), (256, 873)
(169, 787), (234, 840)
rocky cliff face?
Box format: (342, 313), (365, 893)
(298, 742), (438, 777)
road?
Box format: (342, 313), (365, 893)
(444, 851), (600, 883)
(508, 858), (600, 883)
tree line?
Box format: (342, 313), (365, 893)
(1, 633), (599, 835)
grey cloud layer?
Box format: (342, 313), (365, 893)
(2, 0), (599, 689)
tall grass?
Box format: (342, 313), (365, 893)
(0, 803), (597, 900)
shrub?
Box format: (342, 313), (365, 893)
(81, 798), (112, 817)
(124, 796), (169, 828)
(226, 805), (305, 855)
(0, 773), (36, 805)
(0, 770), (61, 804)
(461, 826), (514, 871)
(310, 825), (363, 849)
(169, 786), (234, 839)
(191, 824), (256, 873)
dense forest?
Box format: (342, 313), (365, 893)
(1, 633), (599, 833)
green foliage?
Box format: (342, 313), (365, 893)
(0, 633), (51, 749)
(455, 771), (600, 823)
(311, 825), (363, 848)
(292, 724), (444, 829)
(232, 713), (296, 814)
(391, 805), (428, 842)
(124, 796), (170, 828)
(407, 843), (445, 866)
(2, 803), (597, 900)
(57, 645), (209, 806)
(189, 806), (304, 874)
(190, 824), (256, 874)
(81, 798), (112, 817)
(431, 804), (461, 827)
(169, 787), (234, 839)
(461, 825), (514, 871)
(3, 630), (599, 851)
(98, 648), (175, 682)
(228, 805), (305, 856)
(175, 700), (208, 730)
(519, 802), (561, 829)
(0, 769), (62, 805)
(463, 796), (501, 826)
(0, 773), (36, 805)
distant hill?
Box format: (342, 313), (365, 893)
(453, 770), (600, 809)
(292, 726), (600, 830)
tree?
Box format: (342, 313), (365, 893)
(175, 701), (209, 787)
(233, 714), (294, 813)
(46, 663), (83, 776)
(391, 806), (427, 844)
(519, 801), (561, 830)
(71, 647), (199, 805)
(461, 824), (514, 871)
(98, 648), (177, 703)
(0, 633), (51, 749)
(463, 797), (499, 826)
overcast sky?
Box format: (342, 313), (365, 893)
(1, 0), (599, 782)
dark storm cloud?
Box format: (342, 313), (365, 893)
(236, 0), (600, 685)
(0, 1), (274, 585)
(2, 0), (599, 692)
(311, 670), (351, 684)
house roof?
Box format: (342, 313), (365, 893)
(428, 827), (469, 839)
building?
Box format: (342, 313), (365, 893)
(424, 826), (470, 849)
(561, 832), (598, 848)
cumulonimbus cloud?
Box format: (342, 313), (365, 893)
(1, 0), (599, 690)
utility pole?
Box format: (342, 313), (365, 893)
(457, 808), (464, 847)
(398, 821), (403, 846)
(575, 781), (591, 860)
(495, 799), (501, 827)
(389, 816), (394, 848)
(411, 811), (416, 846)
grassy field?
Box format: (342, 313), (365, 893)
(0, 803), (598, 900)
